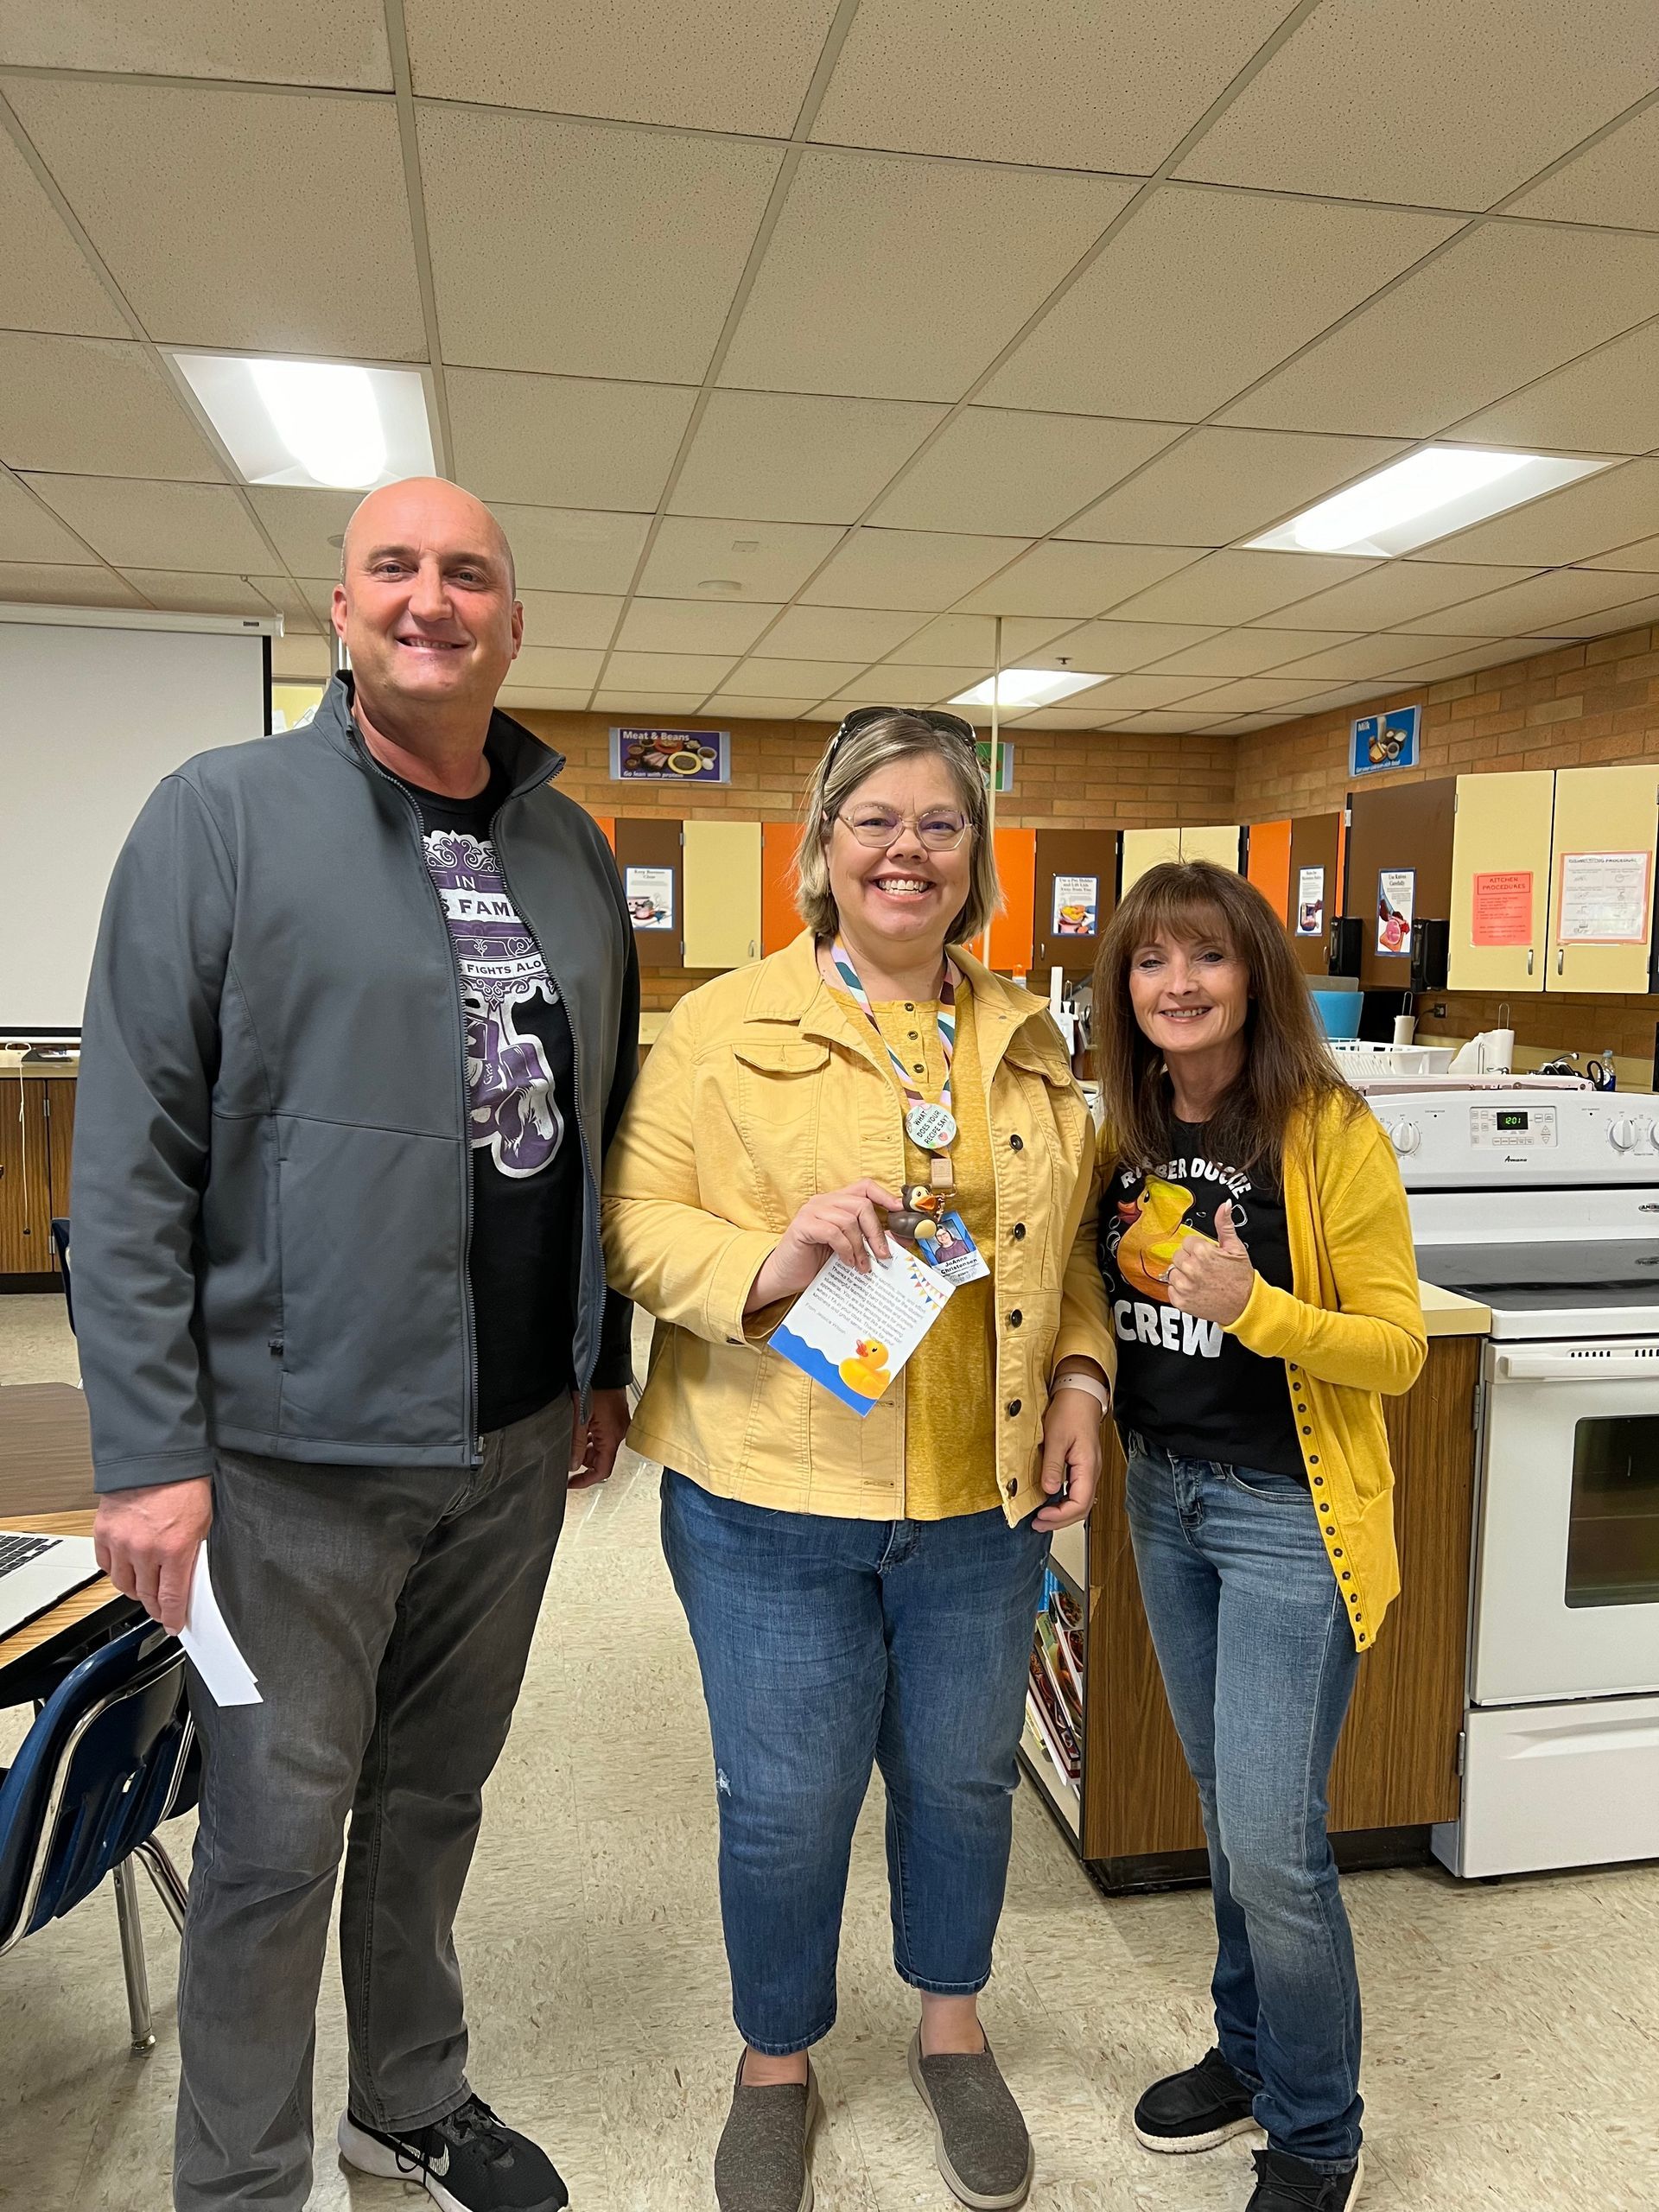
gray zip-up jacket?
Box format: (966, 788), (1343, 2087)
(73, 677), (639, 1495)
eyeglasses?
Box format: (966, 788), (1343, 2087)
(823, 705), (979, 769)
(836, 804), (972, 851)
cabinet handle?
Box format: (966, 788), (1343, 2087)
(1526, 948), (1534, 975)
(1558, 947), (1565, 975)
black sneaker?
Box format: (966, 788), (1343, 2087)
(1246, 2146), (1363, 2211)
(1133, 2046), (1257, 2153)
(338, 2094), (569, 2211)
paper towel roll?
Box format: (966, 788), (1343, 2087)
(1392, 1014), (1416, 1047)
(1487, 1027), (1514, 1073)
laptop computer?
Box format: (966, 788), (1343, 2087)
(0, 1529), (103, 1639)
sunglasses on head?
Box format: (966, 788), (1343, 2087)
(823, 706), (979, 769)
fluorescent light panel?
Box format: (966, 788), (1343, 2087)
(171, 353), (436, 491)
(1246, 446), (1610, 558)
(950, 668), (1107, 709)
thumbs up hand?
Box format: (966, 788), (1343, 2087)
(1166, 1199), (1256, 1326)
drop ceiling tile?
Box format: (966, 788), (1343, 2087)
(591, 690), (715, 715)
(1006, 706), (1116, 729)
(758, 605), (926, 659)
(0, 128), (126, 340)
(882, 613), (1077, 665)
(669, 391), (947, 524)
(1107, 709), (1238, 732)
(703, 696), (825, 718)
(1163, 676), (1346, 710)
(518, 591), (624, 650)
(721, 149), (1136, 403)
(614, 599), (783, 655)
(1584, 533), (1659, 573)
(448, 371), (697, 512)
(1267, 632), (1493, 679)
(24, 475), (274, 572)
(504, 645), (606, 690)
(810, 0), (1300, 171)
(490, 505), (652, 594)
(1062, 427), (1410, 549)
(1412, 567), (1659, 635)
(1559, 588), (1659, 635)
(982, 186), (1458, 421)
(499, 687), (596, 713)
(830, 664), (986, 704)
(0, 0), (391, 85)
(800, 702), (849, 720)
(9, 81), (424, 359)
(118, 570), (283, 618)
(1071, 673), (1224, 710)
(1103, 549), (1375, 626)
(1175, 0), (1659, 207)
(1053, 618), (1226, 669)
(1508, 101), (1659, 231)
(1147, 627), (1362, 678)
(1279, 681), (1418, 713)
(872, 410), (1182, 537)
(1209, 714), (1286, 734)
(405, 0), (834, 130)
(0, 559), (143, 607)
(639, 517), (844, 602)
(1453, 322), (1659, 458)
(0, 334), (223, 480)
(245, 487), (359, 578)
(1386, 638), (1565, 680)
(1427, 458), (1659, 566)
(251, 576), (321, 633)
(1275, 558), (1545, 631)
(0, 473), (99, 565)
(958, 541), (1195, 618)
(719, 658), (865, 696)
(419, 106), (781, 382)
(1221, 225), (1659, 439)
(604, 650), (739, 691)
(803, 527), (1032, 610)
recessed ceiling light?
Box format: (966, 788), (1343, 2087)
(1245, 445), (1610, 559)
(950, 668), (1107, 709)
(168, 353), (437, 491)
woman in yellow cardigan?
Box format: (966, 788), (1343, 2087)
(603, 708), (1112, 2212)
(1091, 861), (1424, 2212)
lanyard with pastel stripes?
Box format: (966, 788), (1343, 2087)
(830, 938), (960, 1152)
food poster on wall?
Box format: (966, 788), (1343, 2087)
(1351, 704), (1421, 777)
(974, 738), (1014, 793)
(624, 865), (675, 931)
(1376, 868), (1414, 957)
(1294, 866), (1325, 937)
(1557, 851), (1652, 944)
(610, 726), (730, 783)
(1471, 870), (1535, 948)
(1052, 874), (1099, 937)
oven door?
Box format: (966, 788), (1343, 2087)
(1473, 1338), (1659, 1705)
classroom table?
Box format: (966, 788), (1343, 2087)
(0, 1383), (139, 1705)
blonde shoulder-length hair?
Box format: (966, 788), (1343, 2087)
(792, 710), (1001, 945)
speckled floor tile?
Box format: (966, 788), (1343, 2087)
(2, 1299), (1656, 2208)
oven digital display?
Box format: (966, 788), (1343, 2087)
(1497, 1110), (1529, 1132)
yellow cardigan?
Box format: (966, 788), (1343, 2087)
(602, 931), (1114, 1526)
(1219, 1090), (1427, 1649)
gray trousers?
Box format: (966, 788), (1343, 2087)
(173, 1395), (574, 2210)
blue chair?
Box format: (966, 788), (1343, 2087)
(0, 1619), (194, 2051)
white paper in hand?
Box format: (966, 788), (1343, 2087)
(179, 1541), (262, 1707)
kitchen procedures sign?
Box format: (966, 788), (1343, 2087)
(1471, 870), (1534, 947)
(1295, 866), (1325, 937)
(1376, 868), (1414, 956)
(1351, 704), (1420, 778)
(610, 725), (730, 783)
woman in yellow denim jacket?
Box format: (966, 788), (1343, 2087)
(602, 709), (1112, 2212)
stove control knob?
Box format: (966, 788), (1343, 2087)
(1611, 1117), (1640, 1152)
(1387, 1118), (1421, 1155)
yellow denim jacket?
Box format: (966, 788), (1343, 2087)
(601, 931), (1113, 1525)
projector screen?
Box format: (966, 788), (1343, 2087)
(0, 615), (270, 1030)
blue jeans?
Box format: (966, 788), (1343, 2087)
(1124, 1433), (1363, 2172)
(662, 1469), (1050, 2054)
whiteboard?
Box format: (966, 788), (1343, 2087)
(0, 617), (269, 1029)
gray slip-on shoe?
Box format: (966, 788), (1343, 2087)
(908, 2030), (1033, 2210)
(714, 2056), (820, 2212)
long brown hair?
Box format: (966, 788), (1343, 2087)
(1093, 861), (1358, 1173)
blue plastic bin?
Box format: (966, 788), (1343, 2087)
(1309, 990), (1363, 1039)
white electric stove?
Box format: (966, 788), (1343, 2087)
(1363, 1081), (1659, 1878)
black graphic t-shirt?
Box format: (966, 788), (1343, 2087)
(397, 761), (580, 1433)
(1101, 1117), (1305, 1478)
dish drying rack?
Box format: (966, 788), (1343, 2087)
(1325, 1039), (1457, 1078)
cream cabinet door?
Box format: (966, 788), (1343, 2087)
(1547, 765), (1659, 995)
(1447, 771), (1554, 994)
(1179, 823), (1242, 871)
(682, 820), (762, 970)
(1120, 827), (1182, 895)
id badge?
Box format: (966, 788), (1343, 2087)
(919, 1210), (990, 1287)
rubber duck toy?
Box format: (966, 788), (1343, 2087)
(1116, 1176), (1213, 1300)
(887, 1184), (944, 1246)
(838, 1338), (891, 1398)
